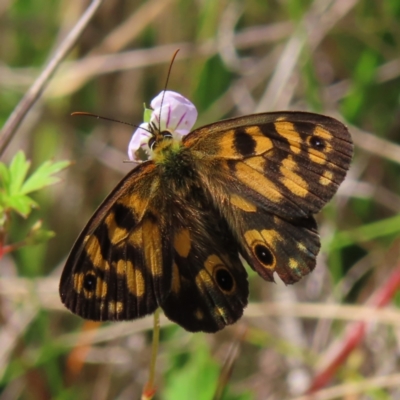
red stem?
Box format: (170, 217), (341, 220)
(0, 244), (16, 259)
(306, 263), (400, 393)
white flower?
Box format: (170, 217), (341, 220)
(128, 91), (198, 162)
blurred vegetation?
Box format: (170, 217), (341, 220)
(1, 0), (400, 399)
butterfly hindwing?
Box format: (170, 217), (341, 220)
(231, 208), (320, 284)
(59, 162), (173, 321)
(161, 199), (248, 333)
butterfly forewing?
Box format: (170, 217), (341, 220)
(184, 112), (352, 218)
(60, 162), (173, 321)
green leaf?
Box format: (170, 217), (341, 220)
(0, 205), (5, 227)
(143, 106), (152, 123)
(8, 151), (30, 195)
(0, 153), (70, 220)
(165, 340), (219, 400)
(326, 214), (400, 250)
(7, 194), (38, 217)
(0, 161), (10, 189)
(25, 226), (55, 246)
(20, 160), (70, 195)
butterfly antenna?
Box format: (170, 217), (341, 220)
(71, 112), (152, 134)
(158, 49), (180, 132)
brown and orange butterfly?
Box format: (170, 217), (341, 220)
(60, 99), (353, 333)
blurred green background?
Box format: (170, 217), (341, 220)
(1, 0), (400, 399)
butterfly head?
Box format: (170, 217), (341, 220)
(147, 122), (173, 151)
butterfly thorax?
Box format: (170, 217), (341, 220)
(148, 133), (209, 217)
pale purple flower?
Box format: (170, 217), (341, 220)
(128, 91), (198, 162)
(150, 91), (198, 137)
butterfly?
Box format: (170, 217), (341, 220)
(59, 91), (353, 333)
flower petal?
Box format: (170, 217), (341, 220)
(127, 123), (152, 161)
(150, 91), (197, 136)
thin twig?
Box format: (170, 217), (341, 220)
(351, 125), (400, 165)
(43, 22), (292, 98)
(256, 0), (359, 111)
(91, 0), (175, 54)
(0, 0), (104, 157)
(0, 22), (293, 92)
(4, 277), (400, 330)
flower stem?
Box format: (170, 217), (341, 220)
(142, 308), (161, 400)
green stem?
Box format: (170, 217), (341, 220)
(142, 308), (160, 400)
